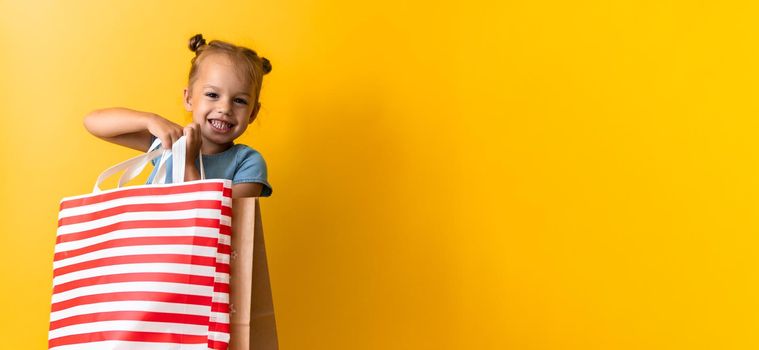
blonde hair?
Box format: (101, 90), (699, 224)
(187, 33), (272, 105)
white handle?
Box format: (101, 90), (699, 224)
(117, 138), (164, 187)
(149, 147), (172, 185)
(153, 136), (205, 184)
(93, 147), (164, 193)
(172, 136), (187, 184)
(93, 136), (205, 193)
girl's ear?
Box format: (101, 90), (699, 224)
(248, 101), (261, 124)
(183, 88), (193, 111)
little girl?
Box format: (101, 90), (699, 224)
(84, 34), (273, 198)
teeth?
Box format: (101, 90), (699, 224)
(211, 120), (232, 130)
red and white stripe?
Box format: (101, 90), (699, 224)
(208, 182), (232, 349)
(49, 180), (232, 350)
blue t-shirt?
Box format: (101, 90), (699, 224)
(146, 140), (272, 197)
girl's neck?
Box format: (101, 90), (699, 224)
(201, 141), (234, 155)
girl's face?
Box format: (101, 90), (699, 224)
(183, 53), (260, 154)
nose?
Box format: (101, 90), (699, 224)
(216, 99), (231, 115)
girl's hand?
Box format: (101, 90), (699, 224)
(146, 114), (184, 149)
(183, 123), (202, 163)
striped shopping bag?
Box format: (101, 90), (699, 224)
(49, 137), (232, 350)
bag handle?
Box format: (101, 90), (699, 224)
(93, 136), (205, 193)
(152, 136), (206, 185)
(146, 137), (206, 186)
(93, 144), (163, 193)
(116, 138), (164, 188)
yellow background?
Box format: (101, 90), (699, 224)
(2, 0), (759, 349)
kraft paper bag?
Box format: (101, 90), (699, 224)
(229, 198), (279, 350)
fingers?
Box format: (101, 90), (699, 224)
(183, 123), (200, 140)
(183, 123), (202, 155)
(146, 115), (184, 149)
(157, 127), (182, 150)
(183, 124), (193, 137)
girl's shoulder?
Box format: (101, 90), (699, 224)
(228, 143), (271, 196)
(229, 143), (267, 167)
(231, 143), (264, 157)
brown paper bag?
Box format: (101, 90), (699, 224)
(229, 198), (279, 350)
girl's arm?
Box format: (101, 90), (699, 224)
(232, 183), (263, 198)
(83, 107), (184, 152)
(84, 108), (200, 182)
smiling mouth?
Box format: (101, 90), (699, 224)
(209, 119), (234, 132)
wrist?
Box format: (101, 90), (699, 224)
(184, 163), (201, 181)
(140, 113), (154, 130)
(142, 113), (162, 127)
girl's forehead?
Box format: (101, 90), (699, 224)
(195, 55), (253, 92)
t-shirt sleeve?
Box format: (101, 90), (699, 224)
(234, 146), (273, 197)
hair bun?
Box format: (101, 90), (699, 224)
(188, 34), (206, 53)
(261, 57), (272, 74)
